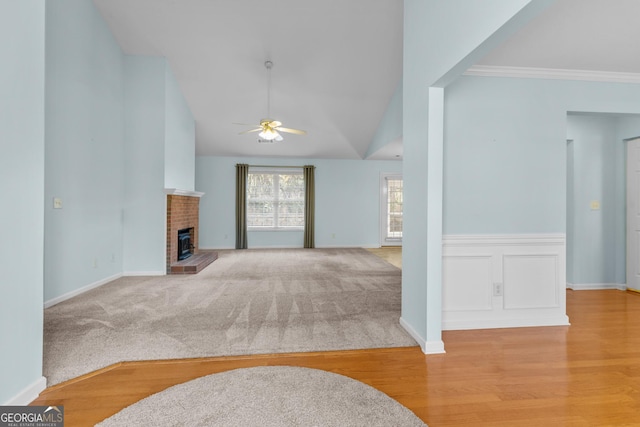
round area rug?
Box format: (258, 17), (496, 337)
(97, 366), (427, 426)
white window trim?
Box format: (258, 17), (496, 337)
(379, 173), (403, 246)
(247, 167), (305, 231)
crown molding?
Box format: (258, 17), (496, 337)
(464, 65), (640, 84)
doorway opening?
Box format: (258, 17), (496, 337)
(565, 112), (640, 291)
(380, 173), (403, 246)
(626, 137), (640, 292)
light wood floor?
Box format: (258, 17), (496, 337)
(366, 246), (402, 268)
(33, 290), (640, 426)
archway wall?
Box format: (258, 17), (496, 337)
(402, 0), (554, 350)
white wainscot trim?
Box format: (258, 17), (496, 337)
(441, 234), (570, 331)
(44, 273), (123, 308)
(4, 376), (46, 405)
(123, 271), (166, 277)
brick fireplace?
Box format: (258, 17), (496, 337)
(165, 189), (216, 274)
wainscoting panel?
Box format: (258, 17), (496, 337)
(442, 255), (493, 312)
(503, 254), (559, 309)
(442, 234), (569, 330)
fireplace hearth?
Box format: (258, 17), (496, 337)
(166, 190), (216, 274)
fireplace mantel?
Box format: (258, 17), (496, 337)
(164, 188), (205, 198)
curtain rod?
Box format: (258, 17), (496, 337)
(248, 165), (307, 169)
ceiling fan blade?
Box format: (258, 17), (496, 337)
(276, 126), (307, 135)
(268, 120), (282, 128)
(239, 128), (262, 135)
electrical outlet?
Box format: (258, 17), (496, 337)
(331, 233), (336, 239)
(493, 283), (503, 296)
(93, 258), (98, 268)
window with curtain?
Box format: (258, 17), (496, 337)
(247, 168), (305, 230)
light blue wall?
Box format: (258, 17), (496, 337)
(402, 0), (548, 350)
(195, 156), (401, 249)
(0, 0), (196, 400)
(566, 114), (640, 286)
(123, 56), (167, 273)
(443, 76), (640, 236)
(123, 57), (196, 273)
(0, 0), (45, 403)
(44, 25), (195, 284)
(409, 0), (549, 87)
(566, 139), (575, 282)
(444, 76), (566, 234)
(366, 82), (402, 159)
(44, 0), (126, 300)
(164, 65), (195, 191)
(566, 115), (618, 285)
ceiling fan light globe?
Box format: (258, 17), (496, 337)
(258, 129), (279, 140)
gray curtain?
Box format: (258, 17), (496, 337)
(235, 163), (249, 249)
(303, 165), (315, 248)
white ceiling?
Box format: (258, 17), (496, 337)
(93, 0), (640, 160)
(477, 0), (640, 73)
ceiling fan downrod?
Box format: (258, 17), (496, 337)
(265, 60), (273, 119)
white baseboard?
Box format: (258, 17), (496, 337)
(399, 317), (446, 354)
(44, 269), (169, 308)
(315, 244), (379, 249)
(424, 340), (446, 354)
(123, 271), (165, 277)
(200, 245), (382, 250)
(243, 245), (305, 249)
(199, 246), (234, 250)
(399, 317), (425, 350)
(567, 283), (627, 291)
(3, 376), (46, 405)
(44, 273), (122, 308)
(443, 315), (570, 331)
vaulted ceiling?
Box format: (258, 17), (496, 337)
(93, 0), (640, 160)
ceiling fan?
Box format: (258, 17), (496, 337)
(234, 61), (306, 142)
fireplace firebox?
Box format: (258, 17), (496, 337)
(177, 228), (194, 261)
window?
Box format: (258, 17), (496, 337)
(380, 174), (402, 244)
(247, 169), (305, 229)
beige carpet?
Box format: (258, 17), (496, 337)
(44, 248), (416, 385)
(96, 366), (426, 426)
